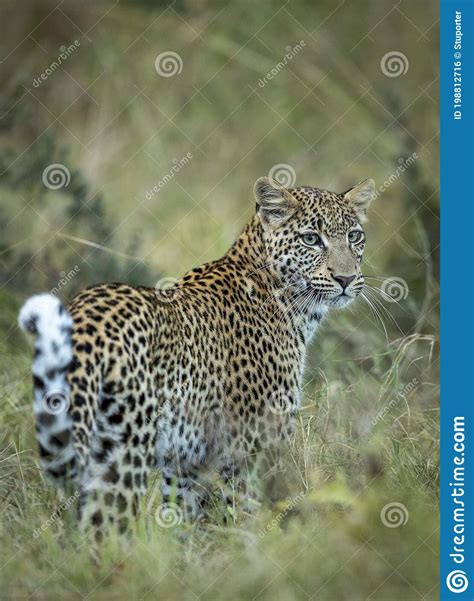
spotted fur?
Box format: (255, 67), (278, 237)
(19, 176), (375, 535)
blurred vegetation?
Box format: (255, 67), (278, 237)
(0, 0), (439, 599)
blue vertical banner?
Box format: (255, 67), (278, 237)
(441, 0), (474, 599)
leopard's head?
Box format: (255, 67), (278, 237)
(254, 176), (375, 309)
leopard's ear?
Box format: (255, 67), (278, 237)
(343, 179), (375, 222)
(254, 177), (298, 226)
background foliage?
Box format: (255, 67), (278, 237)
(0, 0), (439, 599)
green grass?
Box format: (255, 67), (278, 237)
(0, 290), (439, 600)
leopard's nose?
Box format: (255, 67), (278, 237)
(332, 274), (356, 289)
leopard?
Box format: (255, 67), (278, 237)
(19, 175), (375, 537)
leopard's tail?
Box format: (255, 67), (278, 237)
(19, 294), (76, 486)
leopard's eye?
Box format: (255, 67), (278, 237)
(301, 232), (323, 247)
(348, 230), (364, 244)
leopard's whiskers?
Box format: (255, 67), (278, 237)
(362, 285), (406, 335)
(272, 288), (311, 334)
(360, 291), (389, 343)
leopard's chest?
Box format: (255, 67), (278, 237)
(153, 287), (312, 468)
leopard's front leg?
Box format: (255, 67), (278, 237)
(220, 455), (266, 522)
(159, 464), (210, 524)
